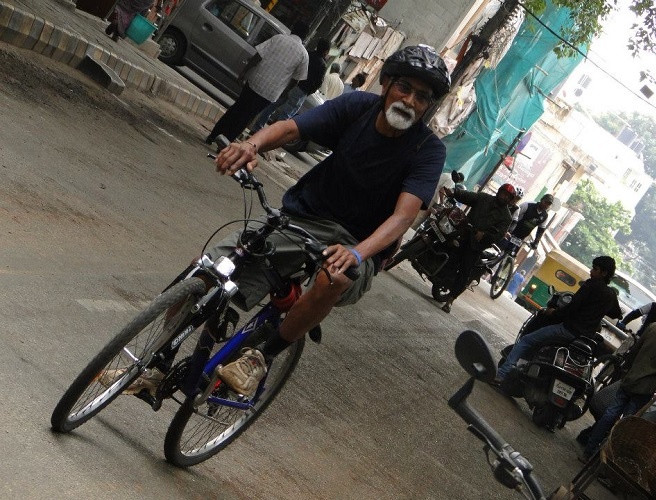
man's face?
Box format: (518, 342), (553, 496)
(496, 190), (514, 206)
(382, 76), (434, 130)
(540, 198), (553, 211)
(589, 265), (607, 281)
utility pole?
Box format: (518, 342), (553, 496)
(477, 128), (525, 193)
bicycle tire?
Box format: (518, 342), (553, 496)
(163, 336), (305, 467)
(51, 278), (207, 433)
(592, 354), (621, 391)
(489, 257), (513, 299)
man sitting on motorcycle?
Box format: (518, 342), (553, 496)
(496, 255), (622, 383)
(507, 193), (554, 250)
(438, 183), (515, 313)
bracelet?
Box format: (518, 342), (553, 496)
(350, 248), (362, 266)
(245, 140), (258, 153)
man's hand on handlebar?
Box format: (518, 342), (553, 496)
(322, 244), (360, 278)
(215, 141), (258, 175)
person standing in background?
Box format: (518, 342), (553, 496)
(105, 0), (159, 41)
(205, 21), (309, 145)
(250, 39), (330, 133)
(321, 63), (345, 100)
(343, 73), (367, 93)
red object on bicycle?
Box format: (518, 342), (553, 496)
(271, 282), (302, 312)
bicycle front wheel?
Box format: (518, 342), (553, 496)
(164, 337), (305, 467)
(51, 278), (207, 433)
(490, 257), (513, 299)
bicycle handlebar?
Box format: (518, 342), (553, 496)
(207, 150), (360, 281)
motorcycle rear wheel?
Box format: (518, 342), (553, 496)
(531, 405), (564, 432)
(431, 283), (451, 302)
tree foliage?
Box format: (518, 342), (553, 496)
(593, 111), (656, 177)
(562, 179), (632, 269)
(453, 0), (656, 85)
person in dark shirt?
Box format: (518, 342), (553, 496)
(210, 45), (451, 396)
(508, 194), (553, 249)
(250, 39), (330, 133)
(438, 184), (515, 313)
(579, 323), (656, 462)
(497, 255), (623, 381)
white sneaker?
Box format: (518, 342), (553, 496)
(98, 367), (165, 397)
(217, 348), (267, 397)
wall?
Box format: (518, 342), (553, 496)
(380, 0), (480, 51)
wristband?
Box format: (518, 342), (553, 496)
(245, 140), (258, 153)
(350, 248), (362, 266)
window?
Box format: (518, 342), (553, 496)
(251, 21), (279, 46)
(206, 0), (257, 40)
(555, 269), (577, 287)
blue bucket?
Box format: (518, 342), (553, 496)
(126, 14), (156, 45)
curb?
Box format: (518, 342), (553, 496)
(0, 1), (222, 122)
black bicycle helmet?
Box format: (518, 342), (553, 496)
(380, 44), (451, 99)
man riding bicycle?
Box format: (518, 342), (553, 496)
(507, 193), (554, 250)
(210, 45), (451, 395)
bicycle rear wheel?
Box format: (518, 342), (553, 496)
(51, 278), (206, 433)
(163, 337), (305, 467)
(490, 257), (513, 299)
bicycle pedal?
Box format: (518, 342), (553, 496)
(133, 390), (162, 411)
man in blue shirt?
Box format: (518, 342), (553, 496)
(212, 45), (451, 396)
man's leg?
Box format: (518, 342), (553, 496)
(207, 84), (270, 143)
(497, 323), (574, 380)
(442, 246), (479, 312)
(250, 95), (285, 133)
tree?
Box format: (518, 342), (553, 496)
(452, 0), (656, 87)
(563, 179), (632, 269)
(593, 111), (656, 176)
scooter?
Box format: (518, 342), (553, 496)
(499, 286), (597, 432)
(384, 200), (501, 301)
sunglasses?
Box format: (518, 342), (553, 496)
(392, 79), (434, 107)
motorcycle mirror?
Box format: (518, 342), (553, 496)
(454, 330), (497, 383)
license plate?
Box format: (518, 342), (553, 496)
(510, 235), (523, 246)
(430, 221), (445, 242)
(552, 379), (575, 400)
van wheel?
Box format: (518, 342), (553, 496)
(158, 30), (186, 65)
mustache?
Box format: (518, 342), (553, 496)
(388, 102), (416, 119)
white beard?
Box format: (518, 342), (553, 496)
(385, 102), (416, 130)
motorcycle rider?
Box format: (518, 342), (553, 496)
(438, 183), (515, 313)
(579, 323), (656, 462)
(617, 301), (656, 337)
(507, 193), (554, 250)
(496, 255), (622, 383)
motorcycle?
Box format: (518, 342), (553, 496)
(384, 200), (502, 301)
(499, 286), (598, 432)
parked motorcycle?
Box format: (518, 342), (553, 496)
(499, 286), (598, 432)
(384, 200), (501, 301)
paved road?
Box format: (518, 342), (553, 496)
(0, 43), (617, 500)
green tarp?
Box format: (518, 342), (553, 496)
(441, 1), (585, 189)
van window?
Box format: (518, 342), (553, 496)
(206, 0), (257, 39)
(251, 21), (279, 46)
(555, 269), (577, 287)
